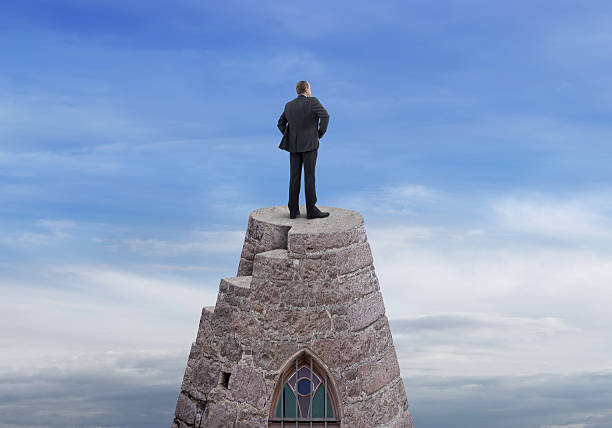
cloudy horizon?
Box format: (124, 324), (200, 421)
(2, 1), (612, 427)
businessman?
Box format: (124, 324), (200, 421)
(277, 81), (330, 219)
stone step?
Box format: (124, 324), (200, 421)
(250, 242), (375, 283)
(252, 248), (298, 282)
(219, 275), (252, 298)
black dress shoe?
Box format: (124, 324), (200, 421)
(289, 209), (300, 219)
(307, 207), (329, 219)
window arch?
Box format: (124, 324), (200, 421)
(269, 350), (341, 428)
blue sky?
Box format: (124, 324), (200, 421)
(2, 1), (612, 427)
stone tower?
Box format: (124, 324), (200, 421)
(172, 206), (414, 428)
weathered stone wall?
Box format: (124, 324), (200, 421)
(172, 206), (414, 428)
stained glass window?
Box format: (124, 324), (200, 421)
(269, 355), (340, 427)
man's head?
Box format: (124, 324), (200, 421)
(296, 81), (311, 97)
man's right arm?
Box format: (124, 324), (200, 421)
(277, 110), (288, 134)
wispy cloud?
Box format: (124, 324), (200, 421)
(0, 350), (183, 428)
(406, 372), (612, 428)
(107, 231), (244, 255)
(365, 189), (612, 381)
(36, 219), (77, 238)
(493, 193), (612, 243)
(0, 93), (154, 147)
(542, 425), (587, 428)
(0, 263), (219, 380)
(338, 183), (437, 215)
(390, 311), (590, 378)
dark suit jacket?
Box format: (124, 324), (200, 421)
(277, 94), (329, 152)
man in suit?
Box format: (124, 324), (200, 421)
(277, 81), (330, 219)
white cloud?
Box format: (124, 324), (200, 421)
(137, 263), (219, 272)
(541, 425), (586, 428)
(0, 348), (185, 428)
(360, 189), (612, 379)
(0, 218), (119, 248)
(0, 148), (121, 174)
(338, 183), (437, 215)
(0, 264), (218, 374)
(107, 230), (244, 255)
(389, 310), (595, 378)
(404, 372), (612, 428)
(37, 219), (77, 238)
(493, 195), (612, 242)
(0, 90), (154, 146)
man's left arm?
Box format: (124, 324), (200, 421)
(311, 97), (329, 138)
(277, 110), (288, 134)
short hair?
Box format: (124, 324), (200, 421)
(296, 81), (309, 94)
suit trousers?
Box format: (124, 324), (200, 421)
(288, 149), (318, 213)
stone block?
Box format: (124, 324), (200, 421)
(252, 249), (297, 282)
(388, 414), (415, 428)
(249, 279), (281, 305)
(358, 347), (401, 395)
(277, 279), (316, 308)
(228, 365), (267, 409)
(205, 401), (237, 428)
(373, 316), (394, 355)
(195, 308), (217, 354)
(218, 335), (243, 362)
(347, 291), (386, 331)
(251, 340), (301, 372)
(342, 377), (407, 427)
(237, 257), (253, 277)
(315, 265), (380, 305)
(186, 350), (221, 396)
(313, 329), (376, 369)
(263, 306), (331, 338)
(174, 392), (197, 425)
(231, 308), (262, 340)
(220, 276), (252, 298)
(336, 242), (374, 275)
(288, 223), (367, 255)
(235, 420), (267, 428)
(297, 255), (338, 282)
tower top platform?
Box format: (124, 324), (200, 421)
(249, 205), (364, 234)
(237, 206), (367, 276)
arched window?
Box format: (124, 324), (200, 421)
(269, 351), (341, 427)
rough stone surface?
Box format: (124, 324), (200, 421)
(175, 393), (197, 425)
(205, 401), (237, 428)
(228, 365), (267, 409)
(348, 291), (386, 331)
(358, 346), (402, 395)
(172, 206), (414, 428)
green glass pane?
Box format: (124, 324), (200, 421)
(275, 391), (282, 417)
(326, 389), (333, 417)
(312, 385), (334, 418)
(312, 385), (325, 417)
(282, 384), (297, 418)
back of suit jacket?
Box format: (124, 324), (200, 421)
(278, 95), (329, 153)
